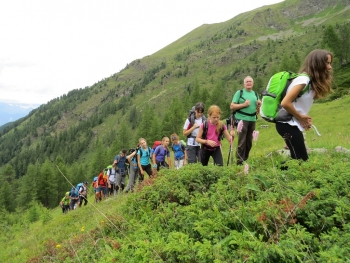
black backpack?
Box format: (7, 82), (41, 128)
(186, 106), (207, 137)
(139, 146), (152, 159)
(230, 89), (258, 126)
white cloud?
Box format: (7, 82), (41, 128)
(0, 0), (283, 105)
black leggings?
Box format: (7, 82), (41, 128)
(276, 122), (308, 161)
(201, 146), (223, 166)
(139, 164), (153, 181)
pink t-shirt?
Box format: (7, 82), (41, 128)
(201, 121), (227, 147)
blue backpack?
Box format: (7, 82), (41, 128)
(172, 142), (185, 160)
(75, 183), (83, 195)
(70, 187), (78, 197)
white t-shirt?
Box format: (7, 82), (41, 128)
(107, 168), (116, 183)
(281, 75), (314, 131)
(79, 185), (87, 195)
(183, 117), (204, 146)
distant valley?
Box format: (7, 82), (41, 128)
(0, 102), (39, 127)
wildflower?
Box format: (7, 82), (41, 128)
(244, 164), (249, 174)
(81, 226), (85, 232)
(237, 120), (243, 133)
(252, 130), (259, 141)
(56, 244), (61, 249)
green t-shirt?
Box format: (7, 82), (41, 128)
(232, 89), (258, 122)
(61, 196), (70, 205)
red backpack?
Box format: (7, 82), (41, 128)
(152, 141), (162, 150)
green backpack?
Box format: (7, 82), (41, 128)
(260, 71), (310, 122)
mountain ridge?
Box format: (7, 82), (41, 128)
(0, 0), (349, 194)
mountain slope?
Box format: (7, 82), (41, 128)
(0, 0), (349, 204)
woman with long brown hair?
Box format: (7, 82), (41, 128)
(276, 49), (333, 161)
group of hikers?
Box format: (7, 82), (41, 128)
(59, 181), (88, 213)
(59, 49), (333, 213)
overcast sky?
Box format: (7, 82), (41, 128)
(0, 0), (283, 108)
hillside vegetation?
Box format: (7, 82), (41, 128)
(0, 1), (350, 260)
(1, 95), (350, 262)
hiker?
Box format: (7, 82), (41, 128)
(114, 149), (128, 194)
(97, 170), (108, 201)
(152, 136), (171, 173)
(137, 138), (154, 181)
(276, 49), (333, 161)
(60, 192), (70, 214)
(77, 181), (88, 207)
(183, 102), (206, 164)
(170, 133), (187, 169)
(107, 162), (117, 196)
(230, 76), (261, 165)
(124, 145), (140, 193)
(91, 176), (100, 203)
(196, 105), (234, 166)
(69, 187), (79, 210)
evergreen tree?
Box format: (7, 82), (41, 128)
(115, 121), (131, 151)
(190, 79), (201, 105)
(149, 115), (163, 143)
(136, 105), (156, 141)
(91, 139), (108, 176)
(37, 160), (57, 208)
(322, 25), (341, 64)
(198, 88), (211, 108)
(2, 164), (15, 183)
(16, 172), (37, 209)
(209, 81), (230, 118)
(339, 23), (350, 66)
(54, 155), (70, 205)
(69, 162), (88, 186)
(128, 106), (140, 129)
(0, 181), (14, 212)
(160, 97), (184, 137)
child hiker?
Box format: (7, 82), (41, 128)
(170, 133), (187, 169)
(196, 105), (234, 166)
(152, 136), (171, 173)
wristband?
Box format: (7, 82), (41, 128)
(153, 164), (157, 168)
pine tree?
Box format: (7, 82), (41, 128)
(16, 172), (37, 209)
(160, 97), (184, 137)
(37, 160), (57, 208)
(0, 181), (14, 212)
(54, 155), (70, 205)
(91, 139), (108, 176)
(136, 105), (156, 141)
(209, 81), (230, 118)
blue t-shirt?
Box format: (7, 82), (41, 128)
(153, 146), (170, 162)
(114, 154), (127, 173)
(137, 147), (151, 166)
(130, 156), (138, 171)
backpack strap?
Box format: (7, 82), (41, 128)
(202, 120), (225, 141)
(235, 89), (259, 117)
(202, 120), (208, 140)
(180, 142), (185, 152)
(281, 73), (310, 100)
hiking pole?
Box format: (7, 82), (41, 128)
(227, 135), (232, 166)
(227, 116), (234, 166)
(230, 118), (235, 165)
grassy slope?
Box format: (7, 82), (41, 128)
(3, 95), (350, 262)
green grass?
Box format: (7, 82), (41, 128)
(2, 95), (350, 262)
